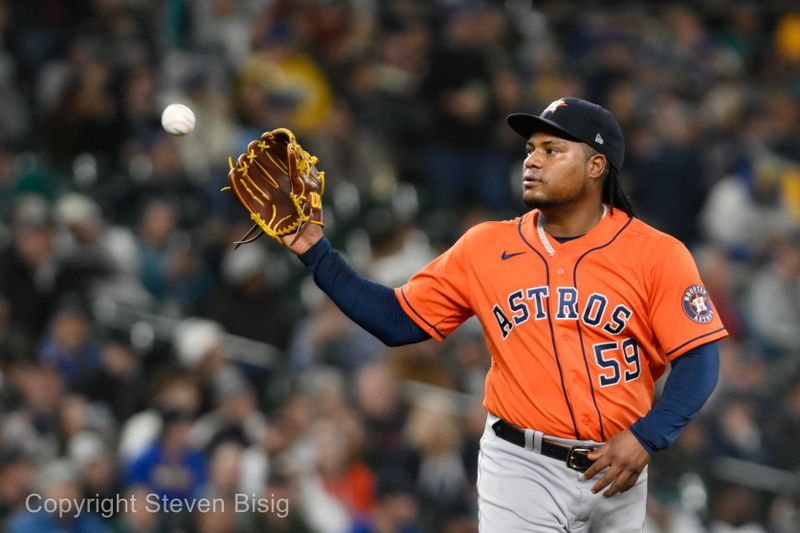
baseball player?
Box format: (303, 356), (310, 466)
(281, 97), (725, 531)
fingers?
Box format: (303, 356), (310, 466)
(590, 464), (617, 495)
(603, 471), (638, 498)
(596, 470), (639, 498)
(583, 445), (609, 479)
(582, 461), (603, 480)
(588, 461), (642, 497)
(289, 219), (310, 247)
(584, 443), (642, 498)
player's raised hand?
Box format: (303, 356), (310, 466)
(282, 223), (325, 255)
(584, 429), (650, 498)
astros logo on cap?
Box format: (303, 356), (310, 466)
(543, 99), (568, 115)
(682, 285), (714, 323)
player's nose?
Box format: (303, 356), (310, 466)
(525, 149), (543, 168)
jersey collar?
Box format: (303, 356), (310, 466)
(520, 207), (630, 257)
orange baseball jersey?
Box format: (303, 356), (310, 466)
(395, 208), (728, 442)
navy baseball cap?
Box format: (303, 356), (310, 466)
(507, 97), (625, 171)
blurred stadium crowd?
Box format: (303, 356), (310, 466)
(0, 0), (800, 532)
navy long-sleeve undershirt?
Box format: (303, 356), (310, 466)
(629, 341), (720, 453)
(299, 236), (719, 452)
(299, 237), (430, 345)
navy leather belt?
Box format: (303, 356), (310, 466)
(491, 419), (596, 473)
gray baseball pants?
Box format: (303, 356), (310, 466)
(478, 413), (648, 532)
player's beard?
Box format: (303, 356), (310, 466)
(523, 180), (588, 209)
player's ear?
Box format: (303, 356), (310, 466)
(587, 153), (606, 180)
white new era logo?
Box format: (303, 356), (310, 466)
(595, 133), (604, 144)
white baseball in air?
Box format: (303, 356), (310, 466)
(161, 103), (196, 136)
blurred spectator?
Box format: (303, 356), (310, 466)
(237, 12), (334, 134)
(347, 17), (431, 185)
(459, 399), (486, 488)
(0, 293), (25, 361)
(695, 245), (746, 340)
(67, 431), (120, 508)
(137, 198), (212, 313)
(110, 485), (168, 533)
(311, 416), (376, 520)
(0, 445), (34, 523)
(769, 492), (800, 533)
(205, 243), (301, 350)
(405, 394), (470, 530)
(119, 372), (201, 463)
(421, 1), (510, 212)
(188, 0), (258, 69)
(764, 376), (800, 471)
(713, 340), (769, 403)
(708, 393), (769, 464)
(0, 144), (18, 222)
(259, 387), (315, 463)
(190, 369), (268, 452)
(2, 363), (65, 461)
(124, 406), (208, 502)
(649, 421), (714, 509)
(289, 297), (386, 372)
(115, 134), (211, 230)
(37, 301), (101, 387)
(300, 366), (351, 422)
(389, 340), (455, 390)
(293, 454), (353, 533)
(76, 336), (147, 422)
(167, 71), (240, 184)
(0, 6), (30, 147)
(354, 362), (413, 473)
(745, 230), (800, 357)
(201, 441), (244, 499)
(701, 151), (798, 257)
(8, 459), (108, 532)
(629, 96), (708, 245)
(246, 465), (315, 532)
(59, 393), (116, 452)
(442, 319), (491, 396)
(53, 192), (150, 309)
(193, 441), (247, 532)
(707, 483), (768, 533)
(350, 469), (419, 533)
(119, 65), (159, 149)
(43, 59), (126, 169)
(53, 193), (127, 276)
(0, 195), (63, 345)
(172, 317), (249, 414)
(365, 220), (436, 288)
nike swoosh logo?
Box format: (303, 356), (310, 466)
(501, 250), (526, 260)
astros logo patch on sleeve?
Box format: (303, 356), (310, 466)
(682, 284), (714, 323)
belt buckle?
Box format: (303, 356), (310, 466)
(566, 446), (594, 472)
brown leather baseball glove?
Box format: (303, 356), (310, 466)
(224, 128), (325, 248)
